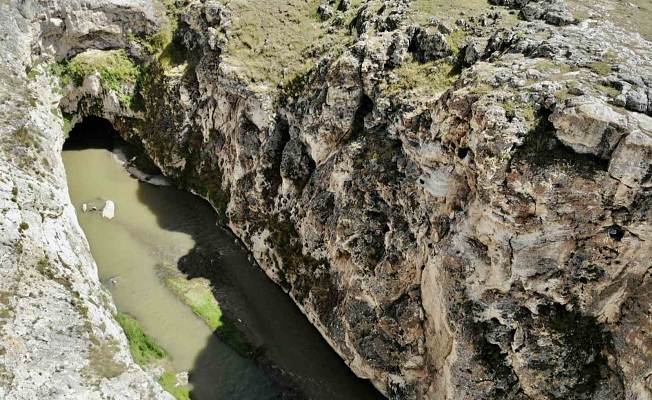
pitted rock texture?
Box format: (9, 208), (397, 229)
(7, 0), (652, 399)
(23, 0), (162, 59)
(0, 0), (170, 399)
(127, 3), (651, 398)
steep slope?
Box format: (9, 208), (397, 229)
(0, 0), (172, 398)
(3, 0), (652, 399)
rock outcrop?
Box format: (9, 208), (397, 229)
(0, 0), (171, 399)
(3, 0), (652, 399)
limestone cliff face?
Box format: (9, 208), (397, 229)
(107, 2), (649, 398)
(0, 1), (171, 399)
(6, 0), (652, 399)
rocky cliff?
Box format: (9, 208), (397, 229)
(3, 0), (652, 399)
(0, 0), (172, 398)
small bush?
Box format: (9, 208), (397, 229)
(37, 257), (50, 275)
(119, 94), (134, 109)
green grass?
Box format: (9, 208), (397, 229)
(115, 313), (168, 366)
(163, 273), (255, 357)
(51, 50), (139, 91)
(535, 59), (556, 72)
(410, 0), (520, 27)
(114, 313), (192, 399)
(588, 61), (612, 76)
(62, 115), (72, 138)
(567, 0), (652, 41)
(158, 372), (192, 400)
(446, 28), (467, 56)
(522, 104), (536, 127)
(595, 82), (621, 99)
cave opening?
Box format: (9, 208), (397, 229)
(63, 115), (163, 176)
(63, 116), (121, 150)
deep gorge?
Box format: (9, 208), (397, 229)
(62, 116), (384, 399)
(2, 0), (652, 399)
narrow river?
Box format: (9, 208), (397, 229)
(62, 119), (384, 400)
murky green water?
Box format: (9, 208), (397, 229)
(61, 119), (384, 400)
(63, 148), (280, 399)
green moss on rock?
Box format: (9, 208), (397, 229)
(52, 50), (140, 91)
(157, 264), (255, 357)
(158, 372), (192, 400)
(115, 313), (168, 366)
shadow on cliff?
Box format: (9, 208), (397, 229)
(134, 169), (386, 400)
(66, 116), (384, 399)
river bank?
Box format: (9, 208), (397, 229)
(62, 119), (384, 400)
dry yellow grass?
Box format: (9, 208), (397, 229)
(220, 0), (364, 86)
(567, 0), (652, 41)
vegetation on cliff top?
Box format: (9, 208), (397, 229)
(567, 0), (652, 41)
(51, 50), (139, 90)
(219, 0), (363, 86)
(51, 49), (140, 107)
(411, 0), (501, 25)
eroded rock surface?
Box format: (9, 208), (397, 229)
(4, 0), (652, 399)
(0, 0), (170, 399)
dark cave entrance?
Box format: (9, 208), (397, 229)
(63, 116), (120, 150)
(63, 115), (163, 176)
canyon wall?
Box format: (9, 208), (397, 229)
(0, 0), (172, 398)
(4, 0), (652, 399)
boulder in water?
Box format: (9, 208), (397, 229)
(102, 200), (115, 219)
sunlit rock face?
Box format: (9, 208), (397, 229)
(4, 0), (652, 399)
(0, 1), (171, 399)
